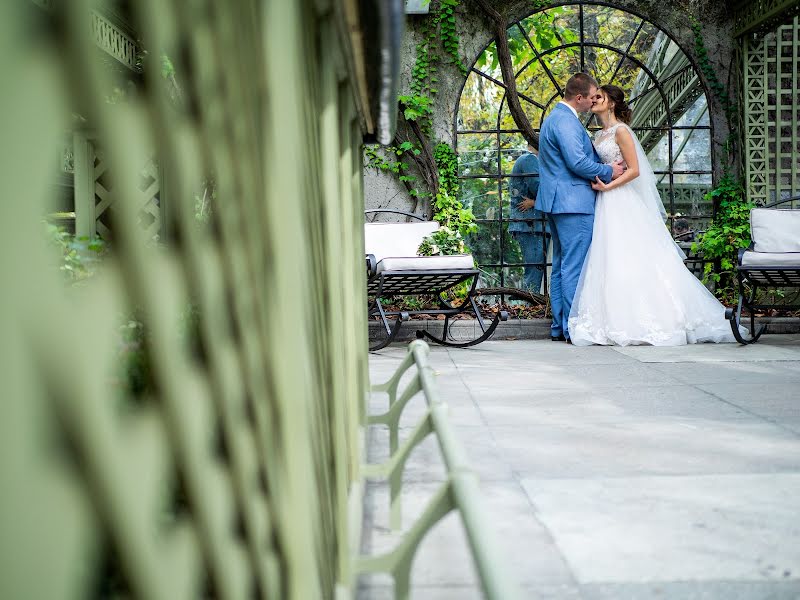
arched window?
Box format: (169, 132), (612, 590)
(455, 3), (712, 290)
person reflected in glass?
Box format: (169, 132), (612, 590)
(673, 218), (695, 242)
(508, 137), (550, 293)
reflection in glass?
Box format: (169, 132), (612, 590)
(674, 94), (710, 127)
(458, 71), (504, 131)
(471, 41), (504, 81)
(457, 134), (499, 176)
(461, 178), (500, 220)
(671, 129), (711, 173)
(467, 220), (502, 266)
(499, 132), (536, 174)
(645, 133), (669, 172)
(583, 5), (642, 50)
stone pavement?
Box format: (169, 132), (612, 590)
(358, 335), (800, 599)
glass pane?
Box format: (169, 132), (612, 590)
(585, 46), (626, 86)
(519, 6), (580, 55)
(672, 128), (711, 172)
(516, 59), (559, 110)
(674, 94), (710, 127)
(457, 71), (505, 131)
(659, 174), (713, 220)
(627, 20), (660, 65)
(466, 220), (523, 265)
(643, 131), (669, 172)
(583, 5), (642, 50)
(500, 133), (532, 175)
(457, 133), (498, 176)
(472, 40), (504, 81)
(477, 266), (504, 288)
(467, 220), (502, 265)
(460, 177), (500, 220)
(497, 95), (545, 133)
(610, 57), (651, 95)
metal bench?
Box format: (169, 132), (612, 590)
(726, 199), (800, 344)
(365, 211), (507, 350)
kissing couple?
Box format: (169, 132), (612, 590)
(536, 73), (740, 346)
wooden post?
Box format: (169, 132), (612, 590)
(72, 131), (95, 239)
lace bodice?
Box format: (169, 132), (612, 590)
(594, 123), (623, 164)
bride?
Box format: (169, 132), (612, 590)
(567, 84), (740, 346)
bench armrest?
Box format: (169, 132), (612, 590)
(737, 244), (754, 266)
(366, 253), (377, 278)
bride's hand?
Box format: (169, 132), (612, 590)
(591, 176), (610, 191)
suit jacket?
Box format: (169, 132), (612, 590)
(508, 151), (547, 234)
(536, 103), (613, 215)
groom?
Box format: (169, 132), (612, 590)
(537, 73), (624, 342)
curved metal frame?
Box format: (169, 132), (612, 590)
(367, 268), (509, 350)
(364, 208), (427, 221)
(453, 1), (716, 291)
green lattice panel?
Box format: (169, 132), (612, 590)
(1, 1), (369, 599)
(743, 16), (800, 204)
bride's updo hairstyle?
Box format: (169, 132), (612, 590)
(601, 84), (633, 124)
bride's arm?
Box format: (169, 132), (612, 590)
(591, 127), (640, 191)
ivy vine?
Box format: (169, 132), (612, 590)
(433, 143), (476, 235)
(689, 16), (734, 120)
(439, 0), (468, 76)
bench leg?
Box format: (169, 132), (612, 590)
(370, 310), (409, 351)
(725, 289), (765, 345)
(417, 309), (508, 348)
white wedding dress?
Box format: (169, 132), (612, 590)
(568, 123), (739, 346)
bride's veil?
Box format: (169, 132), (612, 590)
(620, 123), (686, 258)
(621, 123), (668, 222)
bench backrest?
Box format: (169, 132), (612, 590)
(364, 221), (440, 261)
(751, 208), (800, 253)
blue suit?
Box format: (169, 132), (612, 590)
(538, 103), (613, 339)
(509, 151), (549, 292)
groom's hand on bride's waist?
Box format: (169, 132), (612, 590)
(610, 159), (625, 179)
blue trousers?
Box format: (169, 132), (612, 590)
(511, 231), (549, 293)
(547, 212), (594, 338)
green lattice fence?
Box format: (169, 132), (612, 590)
(1, 1), (369, 598)
(742, 15), (800, 204)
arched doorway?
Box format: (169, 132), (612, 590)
(455, 3), (713, 291)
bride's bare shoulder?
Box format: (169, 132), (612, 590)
(614, 123), (633, 141)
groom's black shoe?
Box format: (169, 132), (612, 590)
(551, 334), (566, 342)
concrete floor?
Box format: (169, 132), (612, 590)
(359, 335), (800, 600)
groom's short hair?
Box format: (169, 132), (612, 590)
(564, 73), (598, 99)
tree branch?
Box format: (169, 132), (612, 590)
(471, 0), (540, 148)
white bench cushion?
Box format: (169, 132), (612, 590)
(364, 221), (440, 261)
(751, 208), (800, 253)
(741, 250), (800, 268)
(376, 254), (474, 273)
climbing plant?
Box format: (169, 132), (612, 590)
(691, 176), (754, 302)
(432, 142), (475, 235)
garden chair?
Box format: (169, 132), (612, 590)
(726, 202), (800, 344)
(364, 210), (507, 350)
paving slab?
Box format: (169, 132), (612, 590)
(612, 340), (800, 363)
(519, 474), (800, 583)
(361, 335), (800, 599)
(475, 385), (752, 427)
(579, 581), (800, 600)
(646, 360), (800, 385)
(490, 421), (800, 478)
